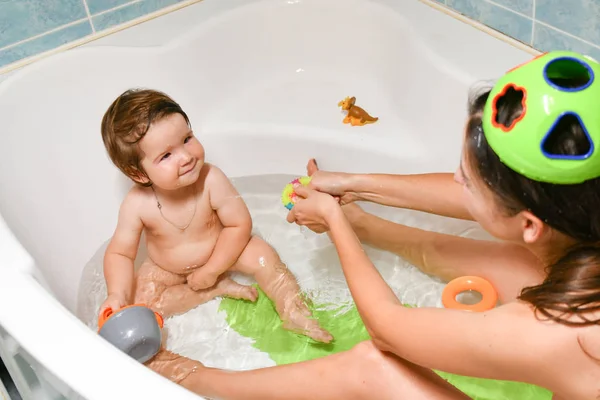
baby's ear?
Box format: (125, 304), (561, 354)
(129, 168), (150, 185)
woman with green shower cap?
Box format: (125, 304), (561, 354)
(150, 51), (600, 400)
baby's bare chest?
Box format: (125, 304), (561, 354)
(143, 207), (223, 273)
(145, 204), (221, 240)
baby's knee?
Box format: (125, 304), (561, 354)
(233, 235), (282, 275)
(245, 235), (279, 260)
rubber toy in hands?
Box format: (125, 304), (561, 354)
(97, 304), (164, 363)
(281, 176), (312, 210)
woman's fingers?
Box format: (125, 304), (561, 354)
(294, 185), (311, 198)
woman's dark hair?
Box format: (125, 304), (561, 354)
(465, 81), (600, 326)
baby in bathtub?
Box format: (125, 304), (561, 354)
(98, 88), (332, 343)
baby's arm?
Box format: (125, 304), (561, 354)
(187, 164), (252, 290)
(101, 192), (144, 312)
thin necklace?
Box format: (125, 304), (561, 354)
(151, 185), (198, 231)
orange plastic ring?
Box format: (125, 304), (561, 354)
(442, 276), (498, 312)
(97, 303), (164, 331)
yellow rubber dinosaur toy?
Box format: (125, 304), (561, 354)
(338, 96), (378, 126)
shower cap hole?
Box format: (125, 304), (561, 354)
(493, 85), (525, 131)
(544, 57), (594, 91)
(541, 113), (593, 159)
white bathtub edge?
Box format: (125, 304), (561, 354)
(0, 215), (34, 276)
(0, 271), (202, 400)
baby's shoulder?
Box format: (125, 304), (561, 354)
(202, 163), (231, 187)
(204, 162), (226, 177)
(120, 185), (153, 215)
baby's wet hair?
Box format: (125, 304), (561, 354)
(101, 88), (190, 186)
(465, 80), (600, 326)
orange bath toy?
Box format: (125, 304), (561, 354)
(441, 276), (498, 312)
(338, 96), (378, 126)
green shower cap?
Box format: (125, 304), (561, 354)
(482, 50), (600, 184)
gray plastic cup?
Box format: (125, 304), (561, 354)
(98, 305), (163, 364)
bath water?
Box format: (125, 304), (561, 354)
(76, 174), (492, 370)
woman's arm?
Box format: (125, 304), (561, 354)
(307, 160), (472, 221)
(349, 172), (472, 220)
(325, 205), (551, 387)
(344, 204), (544, 303)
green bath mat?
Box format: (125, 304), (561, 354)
(219, 286), (552, 400)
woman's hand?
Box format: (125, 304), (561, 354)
(286, 186), (341, 233)
(307, 159), (358, 205)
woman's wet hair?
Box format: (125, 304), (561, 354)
(464, 81), (600, 326)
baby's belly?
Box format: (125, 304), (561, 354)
(146, 235), (219, 275)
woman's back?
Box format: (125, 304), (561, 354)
(502, 301), (600, 399)
(567, 321), (600, 399)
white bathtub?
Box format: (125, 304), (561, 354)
(0, 0), (535, 398)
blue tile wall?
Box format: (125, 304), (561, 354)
(0, 0), (189, 69)
(93, 0), (189, 31)
(1, 0), (600, 70)
(0, 0), (87, 48)
(87, 0), (133, 15)
(448, 0), (533, 44)
(441, 0), (600, 61)
(0, 21), (93, 68)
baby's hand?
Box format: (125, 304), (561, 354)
(187, 269), (220, 291)
(99, 293), (128, 317)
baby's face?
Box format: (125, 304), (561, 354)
(138, 113), (205, 190)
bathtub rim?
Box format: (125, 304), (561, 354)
(0, 0), (540, 77)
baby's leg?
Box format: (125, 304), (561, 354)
(231, 236), (333, 343)
(134, 260), (258, 318)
